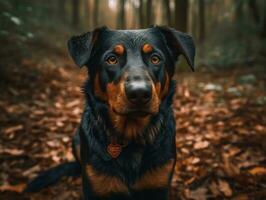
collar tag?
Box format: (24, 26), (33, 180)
(107, 143), (122, 158)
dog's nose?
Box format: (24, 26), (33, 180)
(125, 81), (152, 105)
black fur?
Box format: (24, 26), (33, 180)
(24, 161), (81, 192)
(25, 26), (195, 200)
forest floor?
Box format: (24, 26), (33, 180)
(0, 50), (266, 200)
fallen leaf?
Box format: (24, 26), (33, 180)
(22, 165), (41, 177)
(233, 194), (249, 200)
(65, 99), (80, 108)
(248, 167), (266, 176)
(193, 140), (210, 150)
(209, 181), (221, 197)
(0, 148), (25, 155)
(185, 187), (208, 200)
(4, 125), (23, 134)
(218, 179), (233, 197)
(0, 183), (26, 193)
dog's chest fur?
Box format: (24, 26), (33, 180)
(78, 82), (176, 186)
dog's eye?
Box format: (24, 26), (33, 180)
(106, 55), (118, 65)
(150, 55), (161, 65)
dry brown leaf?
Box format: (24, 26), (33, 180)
(218, 179), (233, 197)
(193, 140), (210, 150)
(22, 165), (41, 177)
(209, 181), (221, 197)
(184, 176), (196, 186)
(222, 153), (240, 176)
(0, 148), (25, 155)
(233, 194), (249, 200)
(65, 99), (80, 108)
(184, 187), (208, 200)
(248, 166), (266, 176)
(4, 125), (23, 134)
(32, 109), (45, 115)
(0, 183), (26, 193)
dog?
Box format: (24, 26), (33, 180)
(25, 26), (195, 200)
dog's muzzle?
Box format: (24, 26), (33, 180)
(125, 78), (152, 106)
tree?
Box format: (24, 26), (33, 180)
(146, 0), (153, 26)
(83, 0), (91, 28)
(139, 0), (144, 28)
(118, 0), (126, 29)
(93, 0), (99, 28)
(235, 0), (243, 24)
(198, 0), (205, 44)
(248, 0), (260, 25)
(261, 1), (266, 38)
(131, 0), (138, 29)
(175, 0), (188, 32)
(164, 0), (172, 26)
(58, 0), (66, 22)
(72, 0), (80, 28)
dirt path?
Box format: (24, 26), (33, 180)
(0, 56), (265, 200)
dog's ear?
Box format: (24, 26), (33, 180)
(67, 26), (107, 67)
(156, 26), (195, 71)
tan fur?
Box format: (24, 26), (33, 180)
(107, 78), (152, 140)
(109, 111), (151, 140)
(86, 165), (129, 196)
(114, 44), (124, 55)
(94, 73), (108, 101)
(132, 159), (174, 190)
(74, 144), (81, 162)
(160, 73), (170, 99)
(142, 44), (153, 54)
(93, 67), (169, 141)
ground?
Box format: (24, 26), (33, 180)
(0, 53), (265, 200)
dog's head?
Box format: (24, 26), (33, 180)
(68, 26), (195, 139)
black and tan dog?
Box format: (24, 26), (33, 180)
(25, 26), (195, 200)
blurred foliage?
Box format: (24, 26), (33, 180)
(0, 0), (75, 58)
(0, 0), (265, 70)
(197, 0), (266, 68)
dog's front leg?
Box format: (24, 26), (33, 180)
(81, 167), (93, 200)
(131, 158), (175, 200)
(82, 164), (132, 200)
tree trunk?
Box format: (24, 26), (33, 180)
(188, 0), (198, 38)
(58, 0), (66, 22)
(261, 2), (266, 38)
(146, 0), (153, 27)
(198, 0), (205, 44)
(83, 0), (90, 28)
(131, 0), (138, 29)
(235, 0), (243, 24)
(175, 0), (188, 32)
(72, 0), (80, 27)
(93, 0), (99, 28)
(164, 0), (172, 26)
(248, 0), (260, 25)
(118, 0), (126, 29)
(139, 0), (144, 28)
(235, 0), (243, 37)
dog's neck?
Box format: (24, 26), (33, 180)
(82, 80), (176, 145)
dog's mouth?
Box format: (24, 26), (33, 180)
(113, 108), (156, 118)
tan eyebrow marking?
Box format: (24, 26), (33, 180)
(114, 44), (124, 55)
(142, 44), (153, 53)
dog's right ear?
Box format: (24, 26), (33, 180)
(67, 26), (107, 67)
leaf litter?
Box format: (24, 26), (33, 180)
(0, 57), (265, 200)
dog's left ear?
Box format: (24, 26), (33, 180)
(156, 26), (196, 71)
(67, 26), (107, 67)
